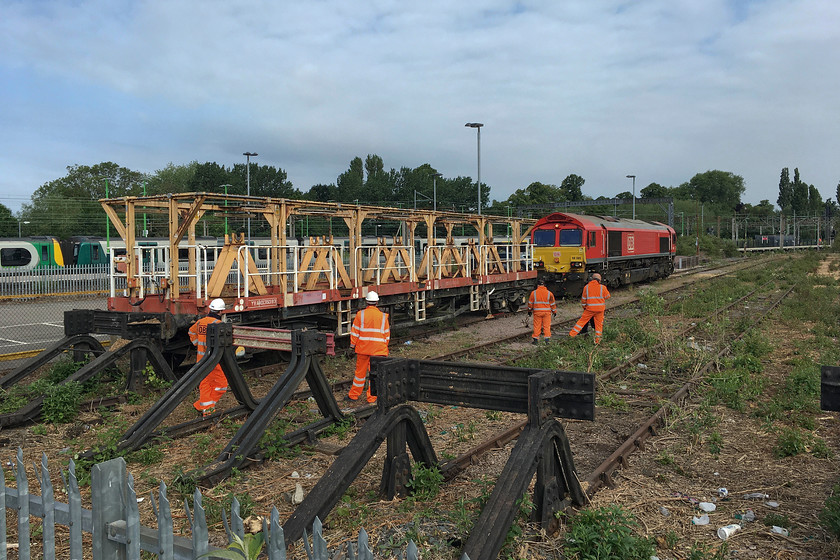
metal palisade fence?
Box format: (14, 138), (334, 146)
(0, 265), (111, 298)
(0, 449), (441, 560)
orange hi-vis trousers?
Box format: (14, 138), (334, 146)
(349, 354), (376, 403)
(194, 364), (228, 413)
(532, 311), (552, 340)
(569, 310), (605, 344)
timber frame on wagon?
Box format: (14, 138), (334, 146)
(99, 193), (538, 335)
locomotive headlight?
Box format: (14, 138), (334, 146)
(554, 257), (560, 263)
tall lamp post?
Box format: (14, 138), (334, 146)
(432, 172), (442, 212)
(465, 123), (483, 214)
(243, 152), (258, 242)
(625, 175), (636, 219)
(18, 220), (30, 237)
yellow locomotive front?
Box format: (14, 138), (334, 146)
(531, 222), (587, 296)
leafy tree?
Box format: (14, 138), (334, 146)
(559, 174), (585, 200)
(688, 170), (745, 208)
(747, 200), (777, 217)
(808, 185), (823, 215)
(836, 181), (840, 209)
(230, 163), (299, 199)
(0, 203), (16, 236)
(506, 182), (565, 207)
(436, 175), (482, 212)
(189, 162), (231, 193)
(146, 162), (198, 195)
(336, 157), (365, 203)
(22, 162), (145, 238)
(615, 191), (633, 199)
(777, 167), (792, 211)
(791, 168), (808, 214)
(824, 199), (837, 219)
(671, 182), (694, 201)
(364, 154), (392, 204)
(640, 183), (669, 198)
(306, 183), (338, 202)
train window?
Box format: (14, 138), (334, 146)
(559, 229), (583, 246)
(1, 248), (31, 267)
(533, 230), (556, 247)
(258, 248), (268, 260)
(41, 245), (49, 262)
(588, 232), (596, 247)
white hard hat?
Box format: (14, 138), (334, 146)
(365, 291), (379, 303)
(209, 298), (226, 311)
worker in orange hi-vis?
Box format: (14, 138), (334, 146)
(569, 273), (611, 344)
(527, 278), (557, 344)
(189, 298), (230, 417)
(348, 291), (390, 403)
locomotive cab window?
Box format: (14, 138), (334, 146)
(588, 232), (597, 247)
(533, 229), (556, 247)
(559, 228), (583, 246)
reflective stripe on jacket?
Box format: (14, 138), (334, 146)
(581, 280), (610, 312)
(528, 286), (556, 313)
(350, 305), (390, 356)
(189, 316), (222, 361)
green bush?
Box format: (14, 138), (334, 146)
(42, 381), (83, 423)
(564, 505), (655, 560)
(676, 233), (738, 258)
(406, 462), (444, 501)
(774, 427), (810, 458)
(46, 358), (86, 384)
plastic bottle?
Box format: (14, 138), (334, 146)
(771, 526), (790, 537)
(717, 524), (741, 540)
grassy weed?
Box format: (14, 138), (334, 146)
(42, 381), (84, 423)
(406, 462), (444, 501)
(820, 485), (840, 538)
(563, 504), (655, 560)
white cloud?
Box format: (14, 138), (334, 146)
(1, 0), (838, 213)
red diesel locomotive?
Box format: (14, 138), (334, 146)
(531, 212), (676, 296)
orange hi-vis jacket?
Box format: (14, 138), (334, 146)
(350, 305), (390, 356)
(528, 285), (557, 313)
(189, 316), (222, 361)
(581, 280), (610, 311)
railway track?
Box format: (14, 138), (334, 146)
(415, 259), (793, 519)
(0, 251), (809, 559)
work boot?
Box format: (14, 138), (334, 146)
(201, 407), (215, 418)
(544, 338), (551, 344)
(532, 338), (539, 345)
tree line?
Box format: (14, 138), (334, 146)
(0, 157), (835, 239)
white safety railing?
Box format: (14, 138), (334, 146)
(234, 244), (341, 299)
(356, 244), (416, 285)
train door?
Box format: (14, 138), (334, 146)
(659, 235), (671, 254)
(607, 231), (623, 257)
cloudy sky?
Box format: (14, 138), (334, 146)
(1, 0), (837, 213)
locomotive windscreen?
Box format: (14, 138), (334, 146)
(559, 229), (583, 246)
(533, 230), (556, 246)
